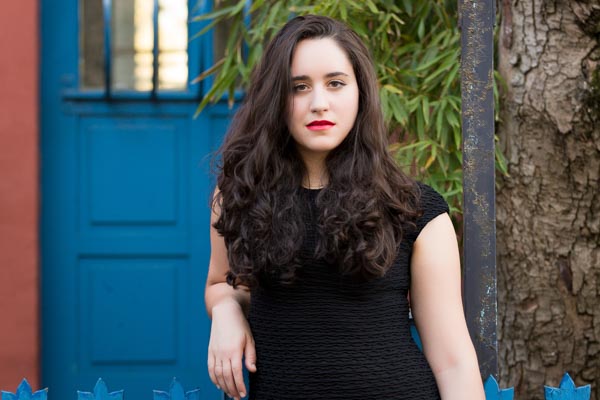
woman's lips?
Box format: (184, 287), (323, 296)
(306, 120), (335, 131)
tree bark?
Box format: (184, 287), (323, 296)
(497, 0), (600, 398)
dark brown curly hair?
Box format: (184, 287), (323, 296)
(212, 15), (421, 288)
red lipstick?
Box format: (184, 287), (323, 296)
(306, 120), (335, 131)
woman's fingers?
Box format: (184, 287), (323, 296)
(207, 354), (219, 388)
(214, 362), (228, 395)
(221, 359), (240, 399)
(231, 358), (247, 398)
(210, 358), (247, 399)
(244, 336), (257, 373)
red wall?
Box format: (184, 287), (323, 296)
(0, 0), (40, 391)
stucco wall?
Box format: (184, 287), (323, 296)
(0, 0), (40, 391)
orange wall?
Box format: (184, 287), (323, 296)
(0, 0), (40, 391)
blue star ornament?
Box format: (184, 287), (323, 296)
(544, 373), (591, 400)
(153, 378), (202, 400)
(483, 375), (514, 400)
(77, 379), (123, 400)
(1, 379), (48, 400)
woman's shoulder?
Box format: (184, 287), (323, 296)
(414, 181), (448, 208)
(413, 181), (450, 236)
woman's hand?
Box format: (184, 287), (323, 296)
(207, 299), (257, 400)
(205, 188), (255, 399)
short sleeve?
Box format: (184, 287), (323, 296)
(414, 182), (449, 238)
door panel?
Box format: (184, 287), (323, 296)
(78, 116), (188, 247)
(80, 257), (182, 364)
(83, 118), (182, 224)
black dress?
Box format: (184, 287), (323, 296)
(247, 183), (449, 399)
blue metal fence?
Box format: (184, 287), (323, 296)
(1, 375), (592, 400)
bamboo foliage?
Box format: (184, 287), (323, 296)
(191, 0), (507, 214)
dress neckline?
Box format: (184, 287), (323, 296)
(300, 186), (323, 191)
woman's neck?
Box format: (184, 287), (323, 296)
(301, 156), (328, 189)
(302, 175), (327, 189)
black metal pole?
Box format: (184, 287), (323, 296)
(459, 0), (498, 379)
(102, 0), (112, 98)
(151, 0), (159, 99)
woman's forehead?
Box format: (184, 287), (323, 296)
(290, 38), (354, 78)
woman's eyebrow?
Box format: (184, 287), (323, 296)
(324, 71), (349, 78)
(291, 71), (350, 81)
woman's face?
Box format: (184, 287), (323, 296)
(286, 38), (360, 163)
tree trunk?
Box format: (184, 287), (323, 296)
(497, 0), (600, 398)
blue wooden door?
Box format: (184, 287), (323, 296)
(40, 1), (230, 398)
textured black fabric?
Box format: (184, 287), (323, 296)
(247, 182), (449, 399)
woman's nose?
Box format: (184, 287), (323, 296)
(310, 87), (329, 113)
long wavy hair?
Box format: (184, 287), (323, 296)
(213, 15), (421, 288)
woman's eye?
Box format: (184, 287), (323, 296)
(293, 83), (309, 92)
(329, 80), (346, 88)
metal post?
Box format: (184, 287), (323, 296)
(459, 0), (498, 379)
(151, 0), (159, 99)
(102, 0), (112, 98)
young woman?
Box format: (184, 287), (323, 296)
(204, 15), (484, 400)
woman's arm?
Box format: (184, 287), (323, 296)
(205, 188), (250, 317)
(410, 213), (485, 400)
(205, 188), (255, 400)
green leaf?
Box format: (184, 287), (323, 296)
(495, 137), (509, 176)
(190, 18), (220, 41)
(365, 0), (379, 14)
(394, 140), (433, 153)
(438, 151), (449, 175)
(249, 0), (266, 13)
(191, 57), (225, 84)
(435, 100), (445, 138)
(388, 93), (407, 124)
(416, 107), (425, 140)
(402, 0), (413, 16)
(191, 4), (238, 22)
(453, 125), (462, 149)
(413, 51), (450, 72)
(442, 63), (460, 94)
(383, 84), (403, 95)
(422, 97), (430, 127)
(417, 18), (425, 40)
(339, 1), (347, 20)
